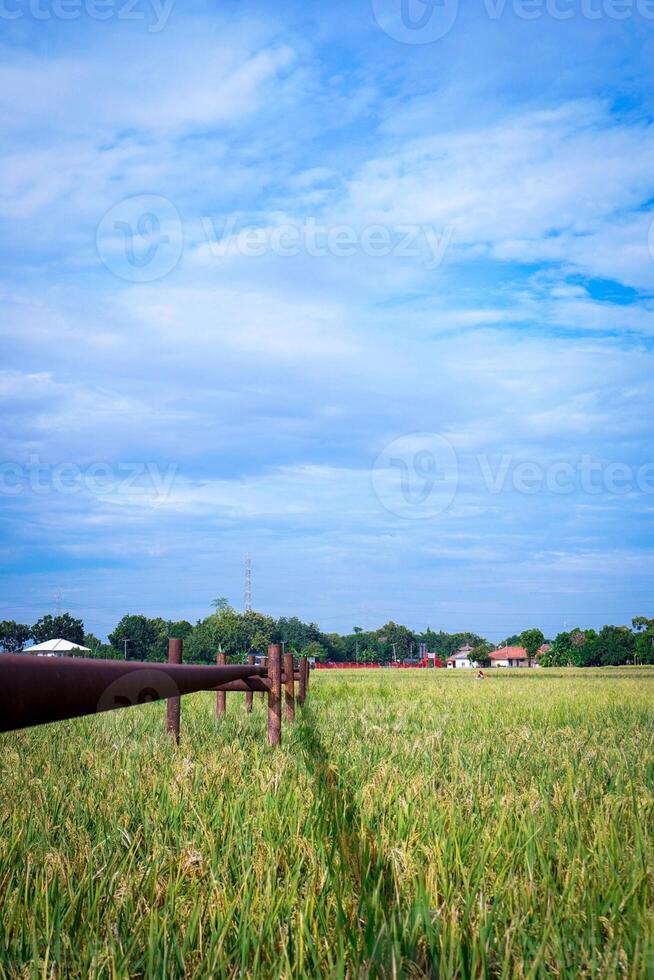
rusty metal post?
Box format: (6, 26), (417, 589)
(259, 655), (267, 702)
(284, 652), (295, 722)
(245, 654), (255, 712)
(298, 655), (308, 706)
(216, 650), (226, 717)
(267, 644), (282, 746)
(166, 637), (182, 744)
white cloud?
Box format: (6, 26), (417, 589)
(336, 100), (654, 291)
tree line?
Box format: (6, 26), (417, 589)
(538, 619), (654, 667)
(1, 604), (653, 666)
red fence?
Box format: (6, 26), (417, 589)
(316, 659), (443, 669)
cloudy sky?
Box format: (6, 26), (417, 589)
(1, 0), (653, 640)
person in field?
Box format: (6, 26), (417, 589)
(476, 669), (485, 680)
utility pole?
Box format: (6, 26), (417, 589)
(123, 638), (130, 660)
(353, 626), (363, 665)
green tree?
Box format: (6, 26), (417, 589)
(31, 613), (84, 645)
(242, 610), (276, 655)
(325, 632), (346, 661)
(633, 617), (654, 665)
(540, 631), (576, 667)
(361, 645), (382, 664)
(595, 625), (635, 666)
(204, 607), (244, 657)
(275, 616), (322, 651)
(377, 622), (416, 662)
(519, 628), (545, 665)
(184, 608), (276, 664)
(498, 634), (522, 648)
(211, 597), (232, 612)
(184, 618), (220, 664)
(0, 620), (31, 652)
(302, 640), (327, 662)
(572, 629), (600, 667)
(147, 618), (194, 661)
(417, 629), (488, 659)
(108, 615), (161, 661)
(470, 642), (492, 667)
(83, 633), (115, 658)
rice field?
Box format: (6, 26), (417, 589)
(1, 668), (653, 978)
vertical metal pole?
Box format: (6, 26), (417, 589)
(298, 655), (308, 706)
(216, 650), (226, 717)
(284, 652), (295, 722)
(245, 654), (255, 713)
(166, 637), (182, 744)
(267, 644), (282, 746)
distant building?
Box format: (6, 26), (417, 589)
(446, 644), (476, 669)
(489, 645), (536, 668)
(24, 638), (90, 658)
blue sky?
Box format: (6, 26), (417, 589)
(1, 0), (654, 640)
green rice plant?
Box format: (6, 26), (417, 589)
(1, 668), (653, 977)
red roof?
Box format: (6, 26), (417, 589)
(489, 646), (528, 660)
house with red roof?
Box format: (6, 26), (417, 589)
(489, 645), (540, 667)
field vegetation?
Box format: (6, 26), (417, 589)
(1, 669), (653, 977)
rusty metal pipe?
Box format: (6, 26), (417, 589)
(166, 638), (182, 743)
(210, 672), (299, 694)
(213, 678), (271, 693)
(259, 656), (267, 702)
(284, 652), (295, 723)
(245, 654), (255, 712)
(298, 656), (308, 706)
(216, 650), (226, 717)
(0, 655), (266, 733)
(267, 644), (282, 746)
